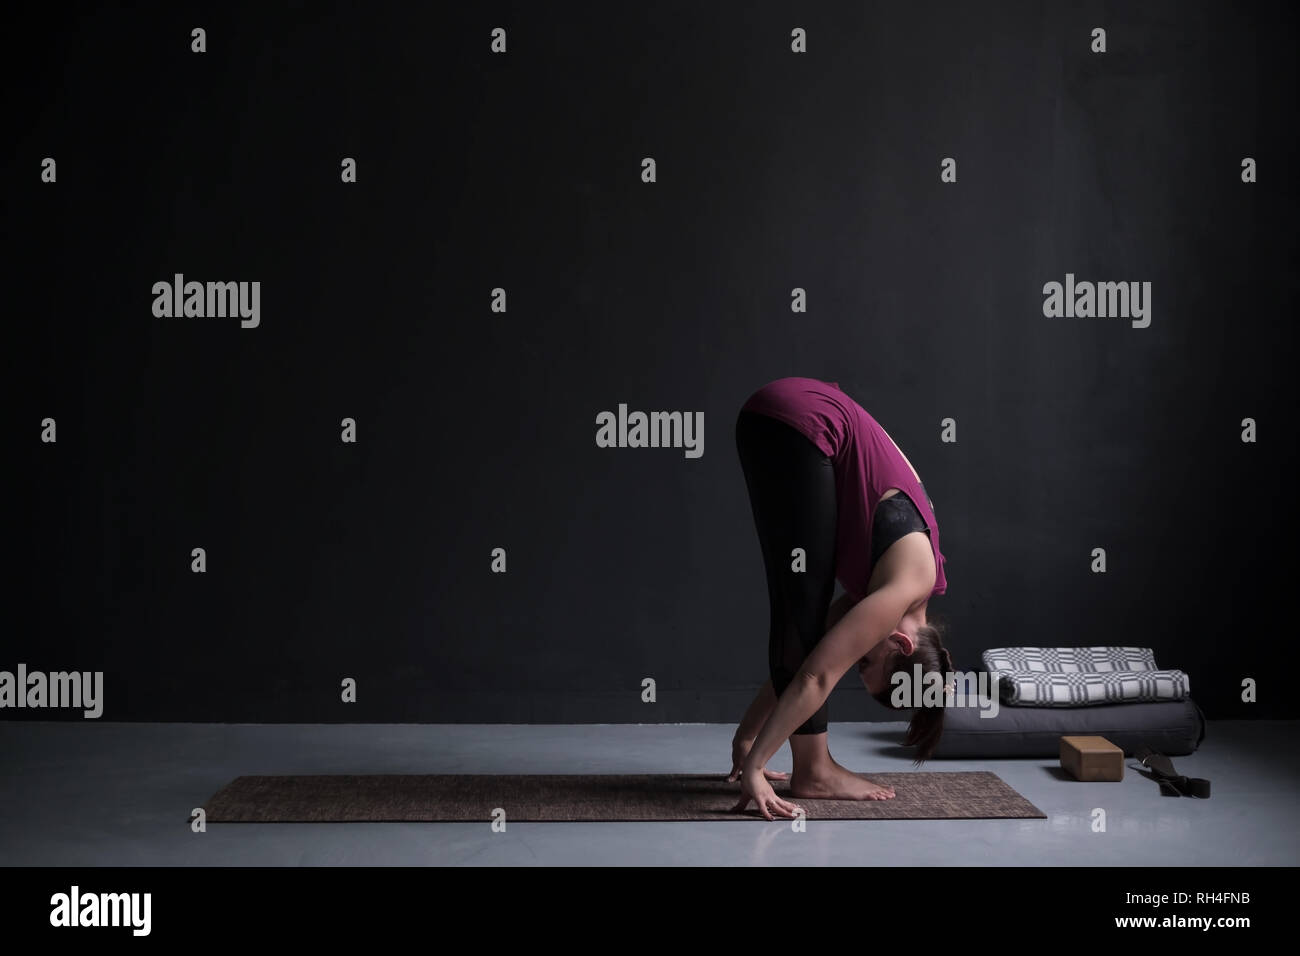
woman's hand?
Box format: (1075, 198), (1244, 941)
(732, 767), (804, 821)
(728, 736), (789, 782)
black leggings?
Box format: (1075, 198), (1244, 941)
(735, 410), (838, 735)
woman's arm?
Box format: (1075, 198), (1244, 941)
(728, 681), (790, 780)
(731, 596), (854, 755)
(733, 680), (778, 742)
(824, 591), (856, 631)
(741, 577), (919, 775)
(727, 596), (855, 782)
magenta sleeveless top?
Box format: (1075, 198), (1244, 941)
(740, 376), (948, 602)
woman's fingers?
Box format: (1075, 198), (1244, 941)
(763, 769), (789, 781)
(733, 775), (804, 820)
(768, 797), (802, 819)
(732, 796), (805, 820)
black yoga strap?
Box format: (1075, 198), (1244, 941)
(1134, 745), (1212, 798)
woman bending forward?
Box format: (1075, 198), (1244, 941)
(729, 377), (954, 819)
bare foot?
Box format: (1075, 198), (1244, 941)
(790, 760), (896, 800)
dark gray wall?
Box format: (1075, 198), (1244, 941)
(11, 1), (1296, 722)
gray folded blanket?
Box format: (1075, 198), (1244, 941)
(981, 646), (1190, 707)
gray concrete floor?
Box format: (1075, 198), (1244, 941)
(1, 720), (1295, 866)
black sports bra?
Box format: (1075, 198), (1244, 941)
(870, 488), (933, 566)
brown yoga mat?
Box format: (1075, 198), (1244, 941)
(201, 771), (1045, 822)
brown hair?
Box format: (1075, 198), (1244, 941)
(869, 618), (953, 764)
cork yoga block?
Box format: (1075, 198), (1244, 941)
(1059, 735), (1125, 782)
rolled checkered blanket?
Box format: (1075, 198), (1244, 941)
(981, 646), (1190, 707)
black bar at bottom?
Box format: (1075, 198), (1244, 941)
(0, 865), (1285, 941)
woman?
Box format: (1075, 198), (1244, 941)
(727, 376), (953, 819)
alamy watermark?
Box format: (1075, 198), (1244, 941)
(152, 274), (260, 328)
(50, 886), (150, 936)
(890, 666), (1000, 718)
(1042, 273), (1151, 328)
(0, 664), (103, 718)
(595, 404), (703, 459)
